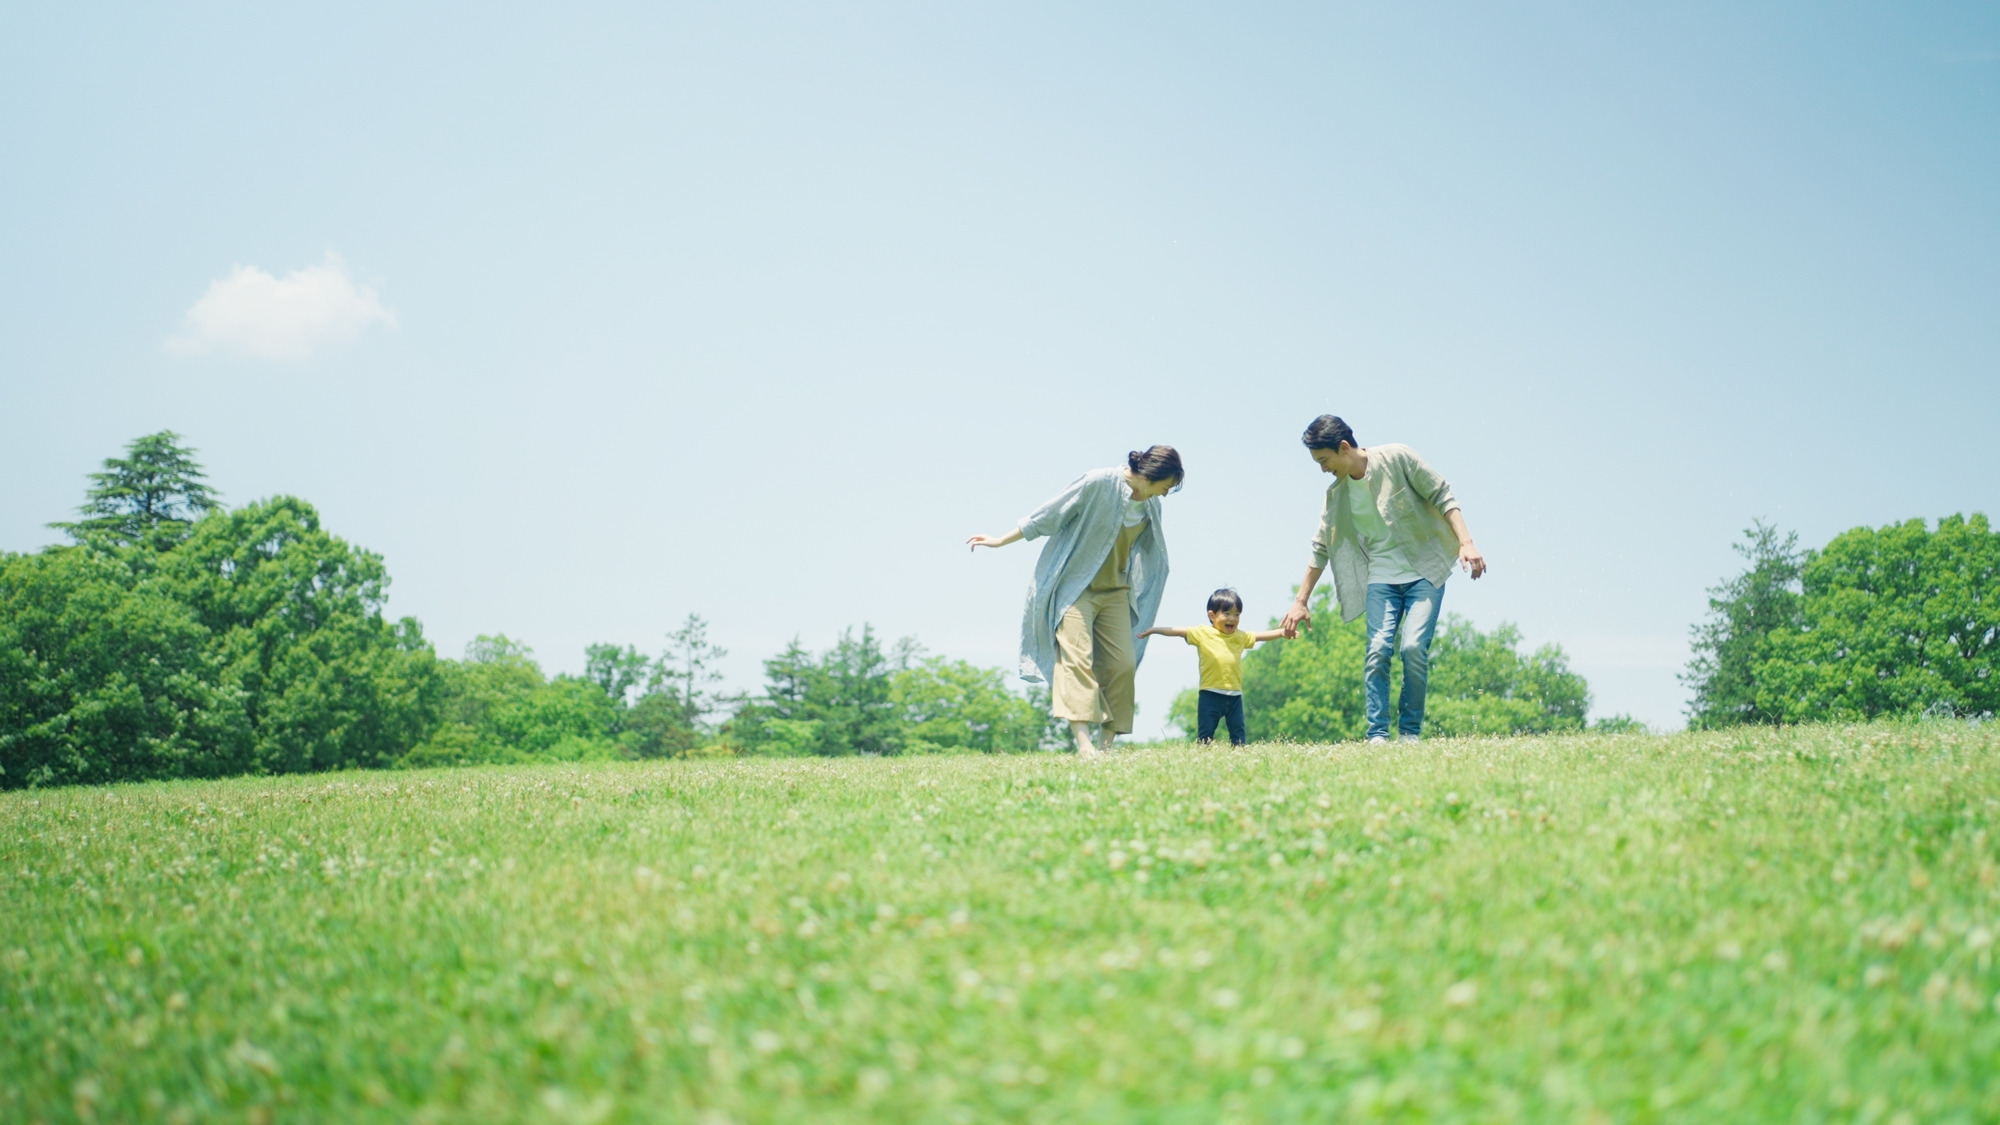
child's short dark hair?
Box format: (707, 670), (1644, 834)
(1207, 588), (1243, 614)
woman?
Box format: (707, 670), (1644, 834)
(968, 446), (1183, 757)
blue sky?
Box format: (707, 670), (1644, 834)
(3, 3), (1995, 732)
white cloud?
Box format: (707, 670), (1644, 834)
(168, 252), (395, 360)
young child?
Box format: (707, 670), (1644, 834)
(1139, 589), (1286, 745)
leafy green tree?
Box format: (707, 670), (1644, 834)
(1682, 522), (1806, 729)
(1421, 618), (1589, 737)
(0, 546), (253, 787)
(403, 636), (619, 766)
(402, 637), (537, 766)
(617, 692), (703, 759)
(756, 717), (827, 757)
(52, 431), (221, 550)
(1167, 587), (1590, 741)
(5, 468), (438, 786)
(1752, 514), (1999, 722)
(584, 643), (650, 706)
(162, 496), (441, 773)
(442, 636), (544, 726)
(491, 676), (620, 760)
(892, 649), (1046, 753)
(582, 636), (708, 757)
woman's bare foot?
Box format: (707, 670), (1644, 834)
(1071, 720), (1100, 758)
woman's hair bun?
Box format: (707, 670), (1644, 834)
(1126, 445), (1184, 484)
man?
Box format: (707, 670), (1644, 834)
(1279, 415), (1487, 743)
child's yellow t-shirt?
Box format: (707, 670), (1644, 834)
(1184, 626), (1259, 693)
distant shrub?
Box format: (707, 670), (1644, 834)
(1590, 714), (1648, 734)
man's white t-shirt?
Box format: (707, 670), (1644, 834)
(1346, 471), (1428, 586)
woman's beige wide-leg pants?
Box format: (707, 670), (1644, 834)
(1049, 588), (1137, 734)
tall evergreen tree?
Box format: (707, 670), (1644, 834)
(728, 626), (903, 755)
(819, 625), (899, 756)
(1682, 522), (1806, 729)
(652, 613), (729, 728)
(53, 430), (221, 549)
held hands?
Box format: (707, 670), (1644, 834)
(1459, 542), (1488, 579)
(1279, 602), (1311, 638)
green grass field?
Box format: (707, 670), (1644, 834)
(5, 723), (1999, 1124)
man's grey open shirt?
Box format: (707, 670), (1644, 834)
(1310, 443), (1462, 622)
(1015, 467), (1168, 685)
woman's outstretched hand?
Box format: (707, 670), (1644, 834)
(967, 529), (1024, 551)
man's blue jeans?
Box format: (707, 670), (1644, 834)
(1364, 579), (1444, 740)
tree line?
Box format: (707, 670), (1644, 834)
(24, 432), (1984, 787)
(0, 433), (1073, 786)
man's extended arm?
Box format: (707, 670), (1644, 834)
(1279, 566), (1324, 637)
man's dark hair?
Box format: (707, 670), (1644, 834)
(1301, 415), (1357, 452)
(1127, 444), (1185, 485)
(1207, 588), (1244, 614)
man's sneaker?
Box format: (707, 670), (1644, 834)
(1399, 734), (1421, 744)
(1366, 736), (1389, 745)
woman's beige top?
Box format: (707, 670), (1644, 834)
(1087, 519), (1148, 592)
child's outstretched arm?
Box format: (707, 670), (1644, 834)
(1138, 626), (1190, 638)
(1248, 628), (1288, 642)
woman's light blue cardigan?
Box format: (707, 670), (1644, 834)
(1015, 468), (1169, 685)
